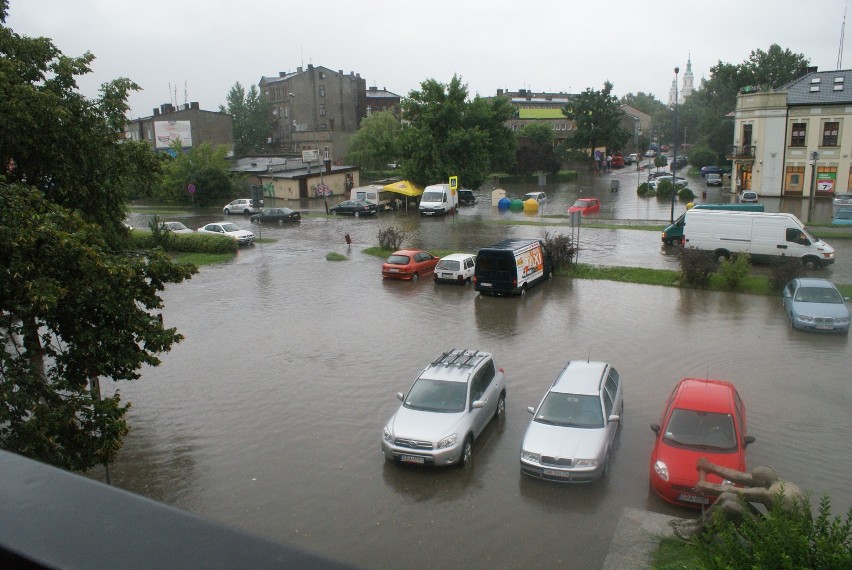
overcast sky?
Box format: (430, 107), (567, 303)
(6, 0), (852, 118)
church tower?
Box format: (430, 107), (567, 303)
(680, 54), (695, 102)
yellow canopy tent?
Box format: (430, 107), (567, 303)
(382, 180), (424, 211)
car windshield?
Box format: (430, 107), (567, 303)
(534, 393), (603, 428)
(664, 409), (737, 450)
(422, 191), (443, 202)
(573, 200), (592, 208)
(404, 378), (466, 413)
(834, 211), (852, 220)
(166, 222), (187, 230)
(220, 223), (241, 232)
(795, 286), (843, 303)
(436, 260), (460, 271)
(386, 255), (410, 265)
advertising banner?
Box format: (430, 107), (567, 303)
(154, 120), (192, 149)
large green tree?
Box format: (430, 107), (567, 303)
(220, 81), (270, 156)
(157, 141), (235, 206)
(561, 81), (630, 163)
(0, 1), (196, 472)
(346, 110), (402, 170)
(399, 76), (515, 189)
(514, 123), (559, 176)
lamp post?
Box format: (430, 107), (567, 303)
(808, 150), (819, 223)
(670, 66), (679, 224)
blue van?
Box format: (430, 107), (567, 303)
(474, 239), (553, 296)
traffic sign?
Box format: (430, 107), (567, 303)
(187, 183), (196, 194)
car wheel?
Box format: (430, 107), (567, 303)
(802, 256), (820, 270)
(458, 436), (473, 468)
(714, 250), (730, 263)
(495, 393), (506, 421)
(411, 272), (419, 282)
(354, 211), (360, 218)
(223, 208), (231, 215)
(520, 284), (527, 296)
(668, 237), (681, 246)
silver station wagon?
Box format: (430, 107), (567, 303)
(520, 360), (622, 482)
(382, 349), (507, 468)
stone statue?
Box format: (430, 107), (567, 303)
(671, 457), (807, 539)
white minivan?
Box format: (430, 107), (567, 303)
(418, 183), (458, 216)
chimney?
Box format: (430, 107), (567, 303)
(497, 89), (504, 96)
(307, 64), (313, 70)
(153, 108), (160, 116)
(279, 71), (286, 77)
(297, 66), (303, 73)
(190, 102), (200, 110)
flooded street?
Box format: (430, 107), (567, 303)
(107, 173), (852, 569)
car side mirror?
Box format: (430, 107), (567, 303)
(396, 392), (404, 402)
(471, 400), (485, 411)
(650, 424), (660, 434)
(527, 406), (535, 414)
(744, 435), (755, 446)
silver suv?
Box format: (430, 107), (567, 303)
(382, 349), (507, 468)
(520, 360), (622, 482)
(223, 198), (261, 215)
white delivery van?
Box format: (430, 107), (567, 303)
(350, 185), (396, 210)
(683, 210), (836, 269)
(418, 183), (458, 216)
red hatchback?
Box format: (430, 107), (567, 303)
(381, 249), (439, 281)
(649, 378), (755, 508)
(568, 198), (601, 215)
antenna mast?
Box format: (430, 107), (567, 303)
(839, 6), (847, 70)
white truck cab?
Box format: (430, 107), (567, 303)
(419, 183), (458, 216)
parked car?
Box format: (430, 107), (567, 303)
(739, 190), (759, 203)
(700, 166), (724, 178)
(568, 198), (601, 215)
(610, 154), (624, 168)
(833, 192), (852, 206)
(381, 249), (440, 281)
(649, 378), (754, 508)
(649, 175), (689, 189)
(458, 189), (477, 205)
(624, 154), (639, 165)
(197, 222), (255, 246)
(223, 198), (261, 215)
(782, 278), (850, 333)
(250, 207), (301, 224)
(520, 360), (623, 482)
(832, 208), (852, 225)
(673, 155), (688, 169)
(644, 150), (657, 158)
(381, 348), (507, 468)
(160, 221), (194, 234)
(329, 199), (379, 217)
(523, 191), (547, 203)
(434, 253), (476, 285)
(705, 173), (723, 186)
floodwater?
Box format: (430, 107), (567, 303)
(104, 172), (852, 569)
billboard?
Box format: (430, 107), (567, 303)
(154, 120), (192, 149)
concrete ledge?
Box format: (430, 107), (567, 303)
(602, 508), (677, 570)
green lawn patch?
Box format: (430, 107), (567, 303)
(326, 252), (347, 261)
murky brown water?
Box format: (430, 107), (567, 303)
(105, 175), (852, 569)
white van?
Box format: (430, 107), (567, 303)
(419, 183), (458, 216)
(683, 211), (835, 269)
(350, 185), (396, 211)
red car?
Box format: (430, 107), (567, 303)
(568, 198), (601, 215)
(381, 249), (439, 281)
(649, 378), (755, 508)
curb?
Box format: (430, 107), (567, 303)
(602, 508), (677, 570)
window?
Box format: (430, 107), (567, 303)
(822, 121), (839, 146)
(319, 85), (325, 97)
(319, 103), (326, 117)
(790, 123), (806, 147)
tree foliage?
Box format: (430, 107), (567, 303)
(346, 110), (402, 170)
(0, 2), (197, 472)
(514, 123), (559, 176)
(399, 76), (516, 189)
(561, 81), (630, 160)
(157, 141), (235, 206)
(220, 82), (270, 156)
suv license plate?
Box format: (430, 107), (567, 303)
(677, 492), (709, 505)
(399, 455), (425, 464)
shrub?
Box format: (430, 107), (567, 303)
(693, 494), (851, 570)
(718, 253), (750, 290)
(677, 187), (695, 201)
(377, 226), (407, 250)
(542, 230), (575, 270)
(131, 231), (237, 254)
(147, 215), (174, 251)
(637, 182), (656, 197)
(687, 145), (718, 169)
(655, 179), (674, 200)
(769, 256), (803, 291)
(679, 247), (716, 286)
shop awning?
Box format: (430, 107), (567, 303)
(382, 180), (423, 197)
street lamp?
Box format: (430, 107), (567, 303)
(670, 66), (679, 224)
(808, 150), (819, 223)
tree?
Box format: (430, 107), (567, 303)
(0, 1), (196, 472)
(620, 92), (667, 117)
(399, 76), (515, 189)
(514, 123), (559, 176)
(157, 141), (235, 206)
(346, 110), (402, 170)
(220, 82), (270, 156)
(561, 81), (630, 165)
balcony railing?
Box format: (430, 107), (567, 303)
(725, 145), (756, 159)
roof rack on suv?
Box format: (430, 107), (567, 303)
(431, 349), (484, 368)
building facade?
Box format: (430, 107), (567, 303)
(495, 88), (575, 146)
(729, 68), (852, 198)
(259, 64), (367, 162)
(125, 103), (233, 152)
(365, 86), (402, 119)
